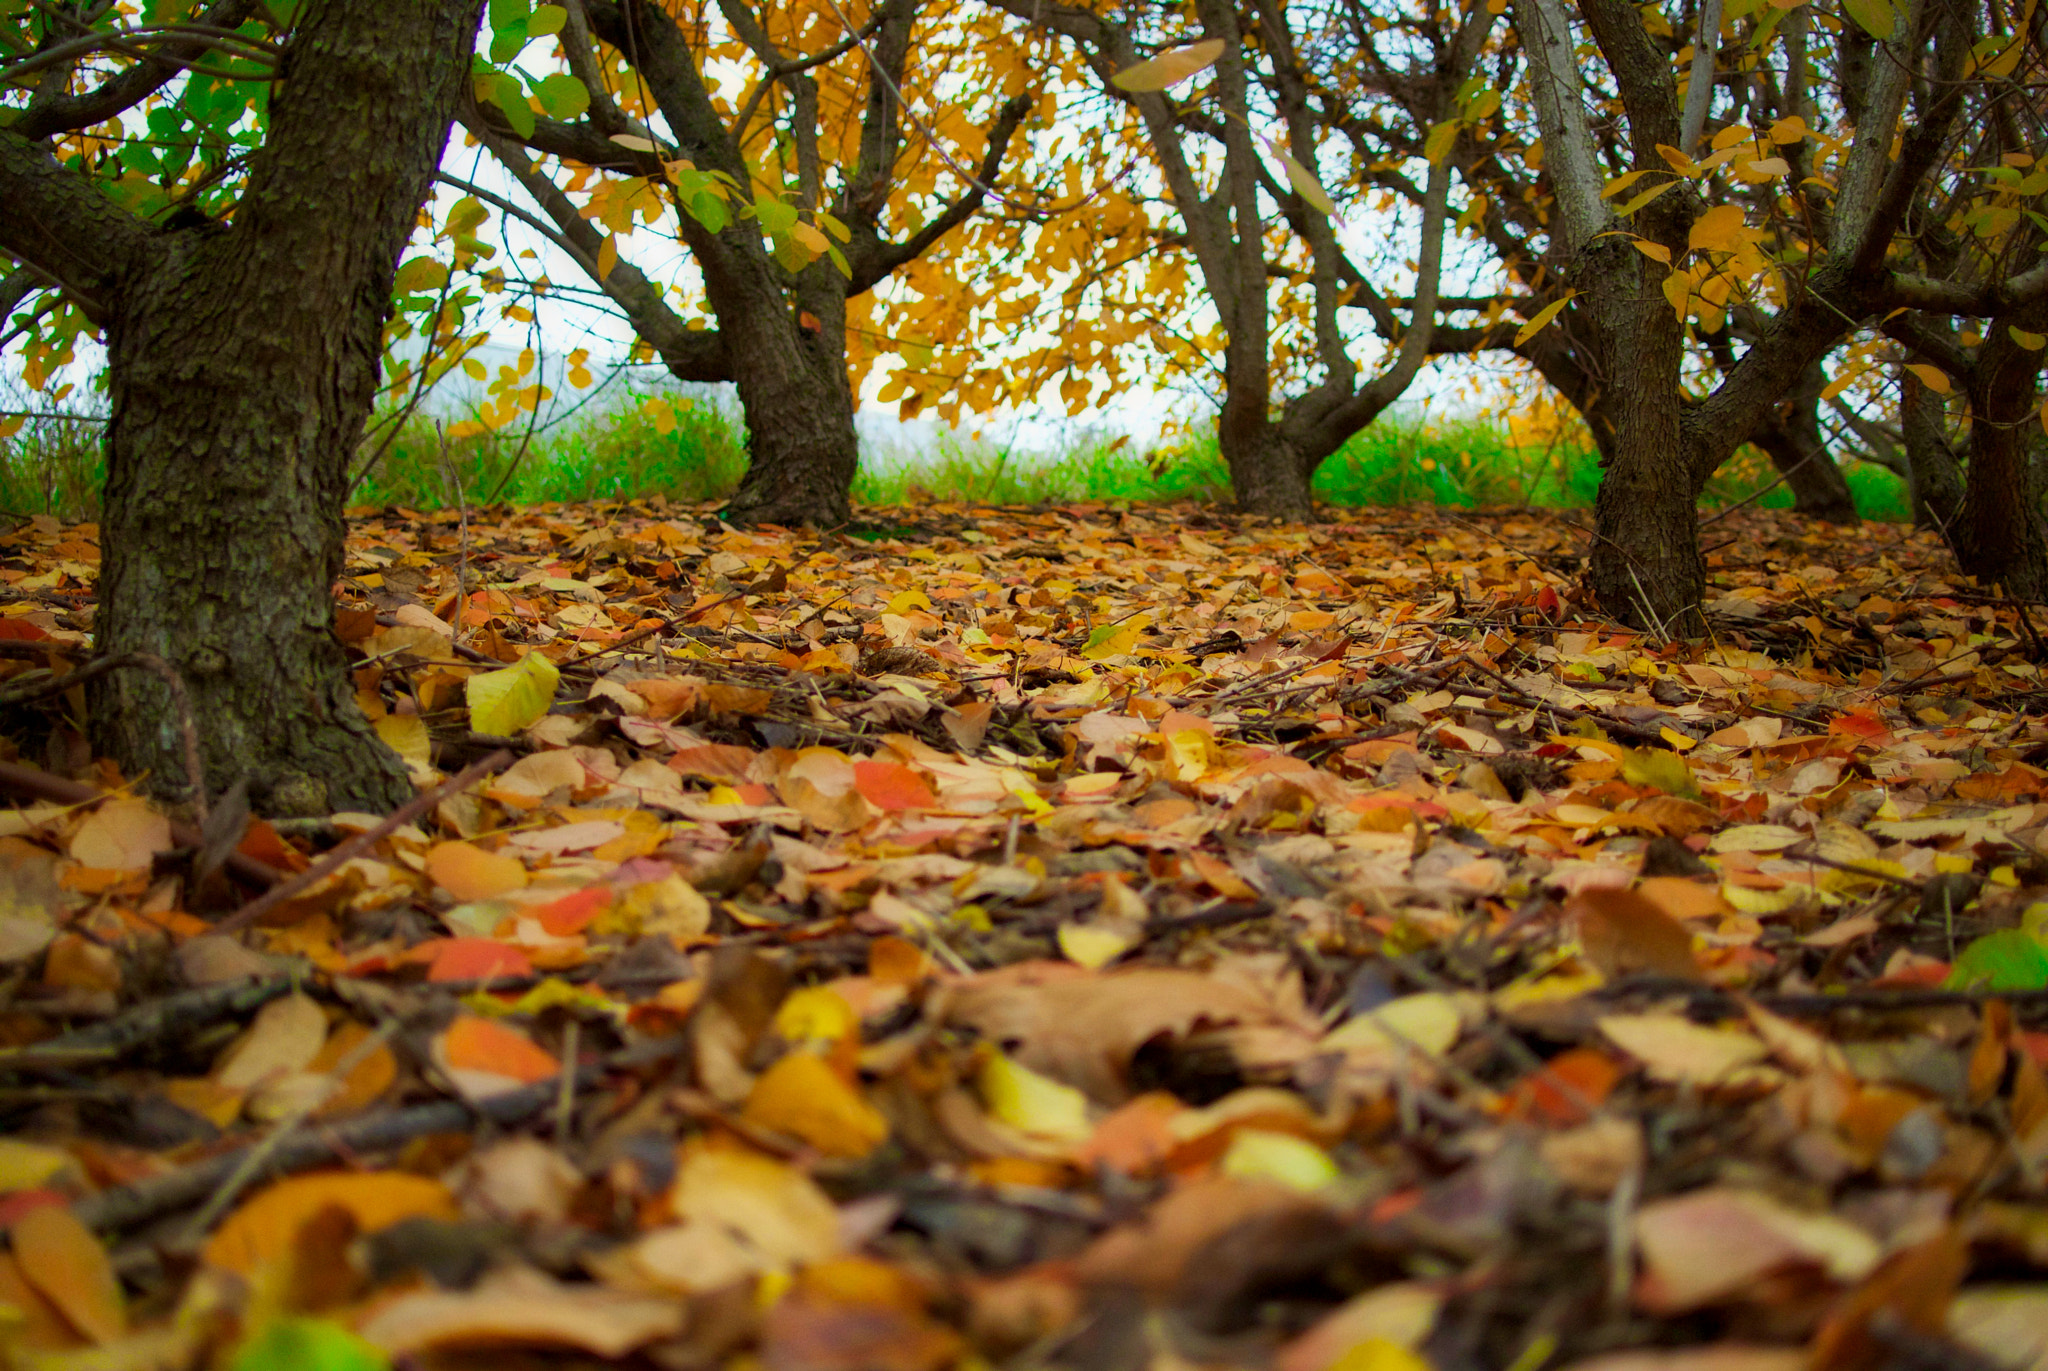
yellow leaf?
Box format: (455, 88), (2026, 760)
(741, 1051), (889, 1158)
(1614, 178), (1680, 216)
(773, 986), (859, 1043)
(1655, 144), (1701, 175)
(595, 233), (618, 282)
(1328, 1337), (1437, 1371)
(1628, 237), (1672, 264)
(978, 1050), (1092, 1142)
(1281, 151), (1337, 213)
(12, 1205), (124, 1345)
(1601, 169), (1651, 199)
(1904, 363), (1952, 395)
(1687, 204), (1748, 253)
(2013, 327), (2047, 350)
(466, 651), (560, 735)
(0, 1140), (78, 1194)
(375, 712), (433, 771)
(1057, 922), (1135, 969)
(1110, 38), (1227, 92)
(1220, 1129), (1339, 1191)
(1514, 293), (1575, 346)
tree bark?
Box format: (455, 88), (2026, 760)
(89, 0), (481, 814)
(719, 281), (861, 527)
(1576, 245), (1705, 634)
(1955, 317), (2048, 598)
(1219, 417), (1315, 519)
(1900, 370), (1964, 534)
(1751, 363), (1858, 523)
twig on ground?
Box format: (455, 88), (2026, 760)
(4, 976), (293, 1064)
(209, 749), (513, 936)
(0, 760), (281, 889)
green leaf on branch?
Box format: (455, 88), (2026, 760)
(534, 73), (588, 120)
(529, 3), (567, 36)
(1424, 120), (1459, 168)
(489, 72), (534, 139)
(1841, 0), (1896, 39)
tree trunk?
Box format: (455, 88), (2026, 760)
(1581, 246), (1704, 633)
(90, 0), (480, 815)
(1222, 395), (1316, 519)
(719, 283), (860, 527)
(1900, 370), (1964, 534)
(1752, 363), (1857, 523)
(1955, 320), (2048, 599)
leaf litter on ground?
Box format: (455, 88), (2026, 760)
(1, 500), (2047, 1370)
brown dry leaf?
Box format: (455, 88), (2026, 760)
(1633, 1187), (1881, 1313)
(214, 991), (328, 1091)
(669, 1141), (843, 1269)
(947, 964), (1305, 1102)
(358, 1265), (685, 1356)
(1555, 1351), (1806, 1371)
(67, 798), (172, 873)
(1569, 886), (1702, 980)
(1598, 1014), (1775, 1087)
(11, 1204), (125, 1345)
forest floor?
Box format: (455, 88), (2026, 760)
(0, 499), (2046, 1371)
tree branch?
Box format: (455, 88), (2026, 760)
(11, 0), (261, 140)
(0, 127), (151, 322)
(852, 93), (1031, 293)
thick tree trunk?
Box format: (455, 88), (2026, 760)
(1581, 247), (1704, 634)
(719, 285), (860, 527)
(1222, 399), (1316, 520)
(1955, 320), (2048, 599)
(91, 0), (480, 815)
(1753, 364), (1857, 523)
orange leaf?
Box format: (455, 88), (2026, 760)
(439, 1015), (560, 1084)
(308, 1020), (399, 1118)
(1503, 1046), (1624, 1126)
(425, 840), (529, 901)
(203, 1171), (458, 1273)
(427, 937), (536, 983)
(530, 884), (613, 936)
(11, 1204), (124, 1345)
(853, 760), (938, 812)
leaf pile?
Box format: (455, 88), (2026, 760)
(1, 500), (2047, 1371)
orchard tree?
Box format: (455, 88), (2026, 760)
(1477, 0), (2000, 629)
(1, 0), (483, 813)
(987, 0), (1492, 518)
(458, 0), (1040, 526)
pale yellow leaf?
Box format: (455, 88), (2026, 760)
(1110, 38), (1228, 92)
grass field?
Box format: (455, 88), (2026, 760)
(0, 387), (1913, 522)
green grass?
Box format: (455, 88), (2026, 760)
(352, 391), (748, 508)
(0, 385), (1915, 523)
